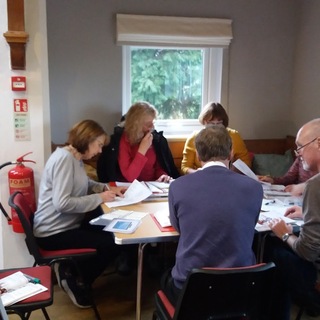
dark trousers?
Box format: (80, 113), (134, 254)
(160, 268), (181, 307)
(264, 235), (320, 320)
(36, 208), (121, 285)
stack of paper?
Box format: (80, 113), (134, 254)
(153, 209), (171, 227)
(255, 198), (304, 232)
(144, 181), (169, 199)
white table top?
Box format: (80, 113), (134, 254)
(101, 200), (179, 245)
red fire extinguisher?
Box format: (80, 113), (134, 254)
(4, 152), (36, 233)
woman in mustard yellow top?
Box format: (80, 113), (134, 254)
(181, 102), (251, 174)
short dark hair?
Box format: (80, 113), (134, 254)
(195, 126), (232, 162)
(198, 102), (229, 127)
(67, 119), (108, 154)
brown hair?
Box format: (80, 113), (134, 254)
(198, 102), (229, 127)
(195, 126), (232, 162)
(124, 101), (157, 145)
(67, 119), (109, 154)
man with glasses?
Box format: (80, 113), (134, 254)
(265, 118), (320, 319)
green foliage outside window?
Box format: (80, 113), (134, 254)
(131, 48), (203, 120)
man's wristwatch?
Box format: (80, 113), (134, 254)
(282, 233), (292, 242)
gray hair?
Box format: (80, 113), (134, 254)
(195, 126), (232, 162)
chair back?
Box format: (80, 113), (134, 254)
(8, 191), (44, 264)
(174, 262), (276, 320)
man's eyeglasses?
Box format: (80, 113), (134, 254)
(294, 137), (317, 156)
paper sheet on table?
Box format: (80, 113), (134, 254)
(115, 181), (170, 193)
(263, 184), (285, 191)
(262, 184), (292, 197)
(105, 179), (152, 208)
(145, 181), (170, 191)
(115, 182), (131, 187)
(261, 198), (303, 214)
(256, 199), (304, 231)
(263, 190), (292, 197)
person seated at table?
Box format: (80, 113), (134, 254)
(97, 101), (180, 183)
(258, 156), (317, 196)
(264, 118), (320, 320)
(181, 102), (251, 174)
(160, 126), (263, 306)
(33, 119), (126, 308)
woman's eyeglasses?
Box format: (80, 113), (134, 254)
(206, 120), (223, 125)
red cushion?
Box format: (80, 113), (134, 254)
(157, 290), (175, 318)
(203, 263), (266, 271)
(39, 247), (96, 257)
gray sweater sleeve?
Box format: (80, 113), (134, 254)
(293, 174), (320, 263)
(88, 179), (106, 194)
(33, 148), (105, 237)
(49, 150), (102, 213)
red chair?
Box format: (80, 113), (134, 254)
(0, 266), (53, 320)
(8, 191), (101, 320)
(152, 262), (276, 320)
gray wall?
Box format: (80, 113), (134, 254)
(291, 0), (320, 130)
(47, 0), (311, 143)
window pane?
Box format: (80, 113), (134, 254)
(131, 48), (203, 120)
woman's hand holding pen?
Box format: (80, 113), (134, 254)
(284, 205), (303, 220)
(109, 186), (127, 197)
(100, 188), (125, 202)
(100, 190), (117, 202)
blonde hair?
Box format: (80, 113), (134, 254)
(124, 102), (157, 144)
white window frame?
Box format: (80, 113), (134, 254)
(117, 14), (232, 137)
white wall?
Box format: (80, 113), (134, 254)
(46, 0), (298, 142)
(0, 0), (50, 268)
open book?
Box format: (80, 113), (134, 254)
(143, 181), (170, 199)
(0, 271), (47, 307)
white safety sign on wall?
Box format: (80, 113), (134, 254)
(13, 99), (31, 141)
